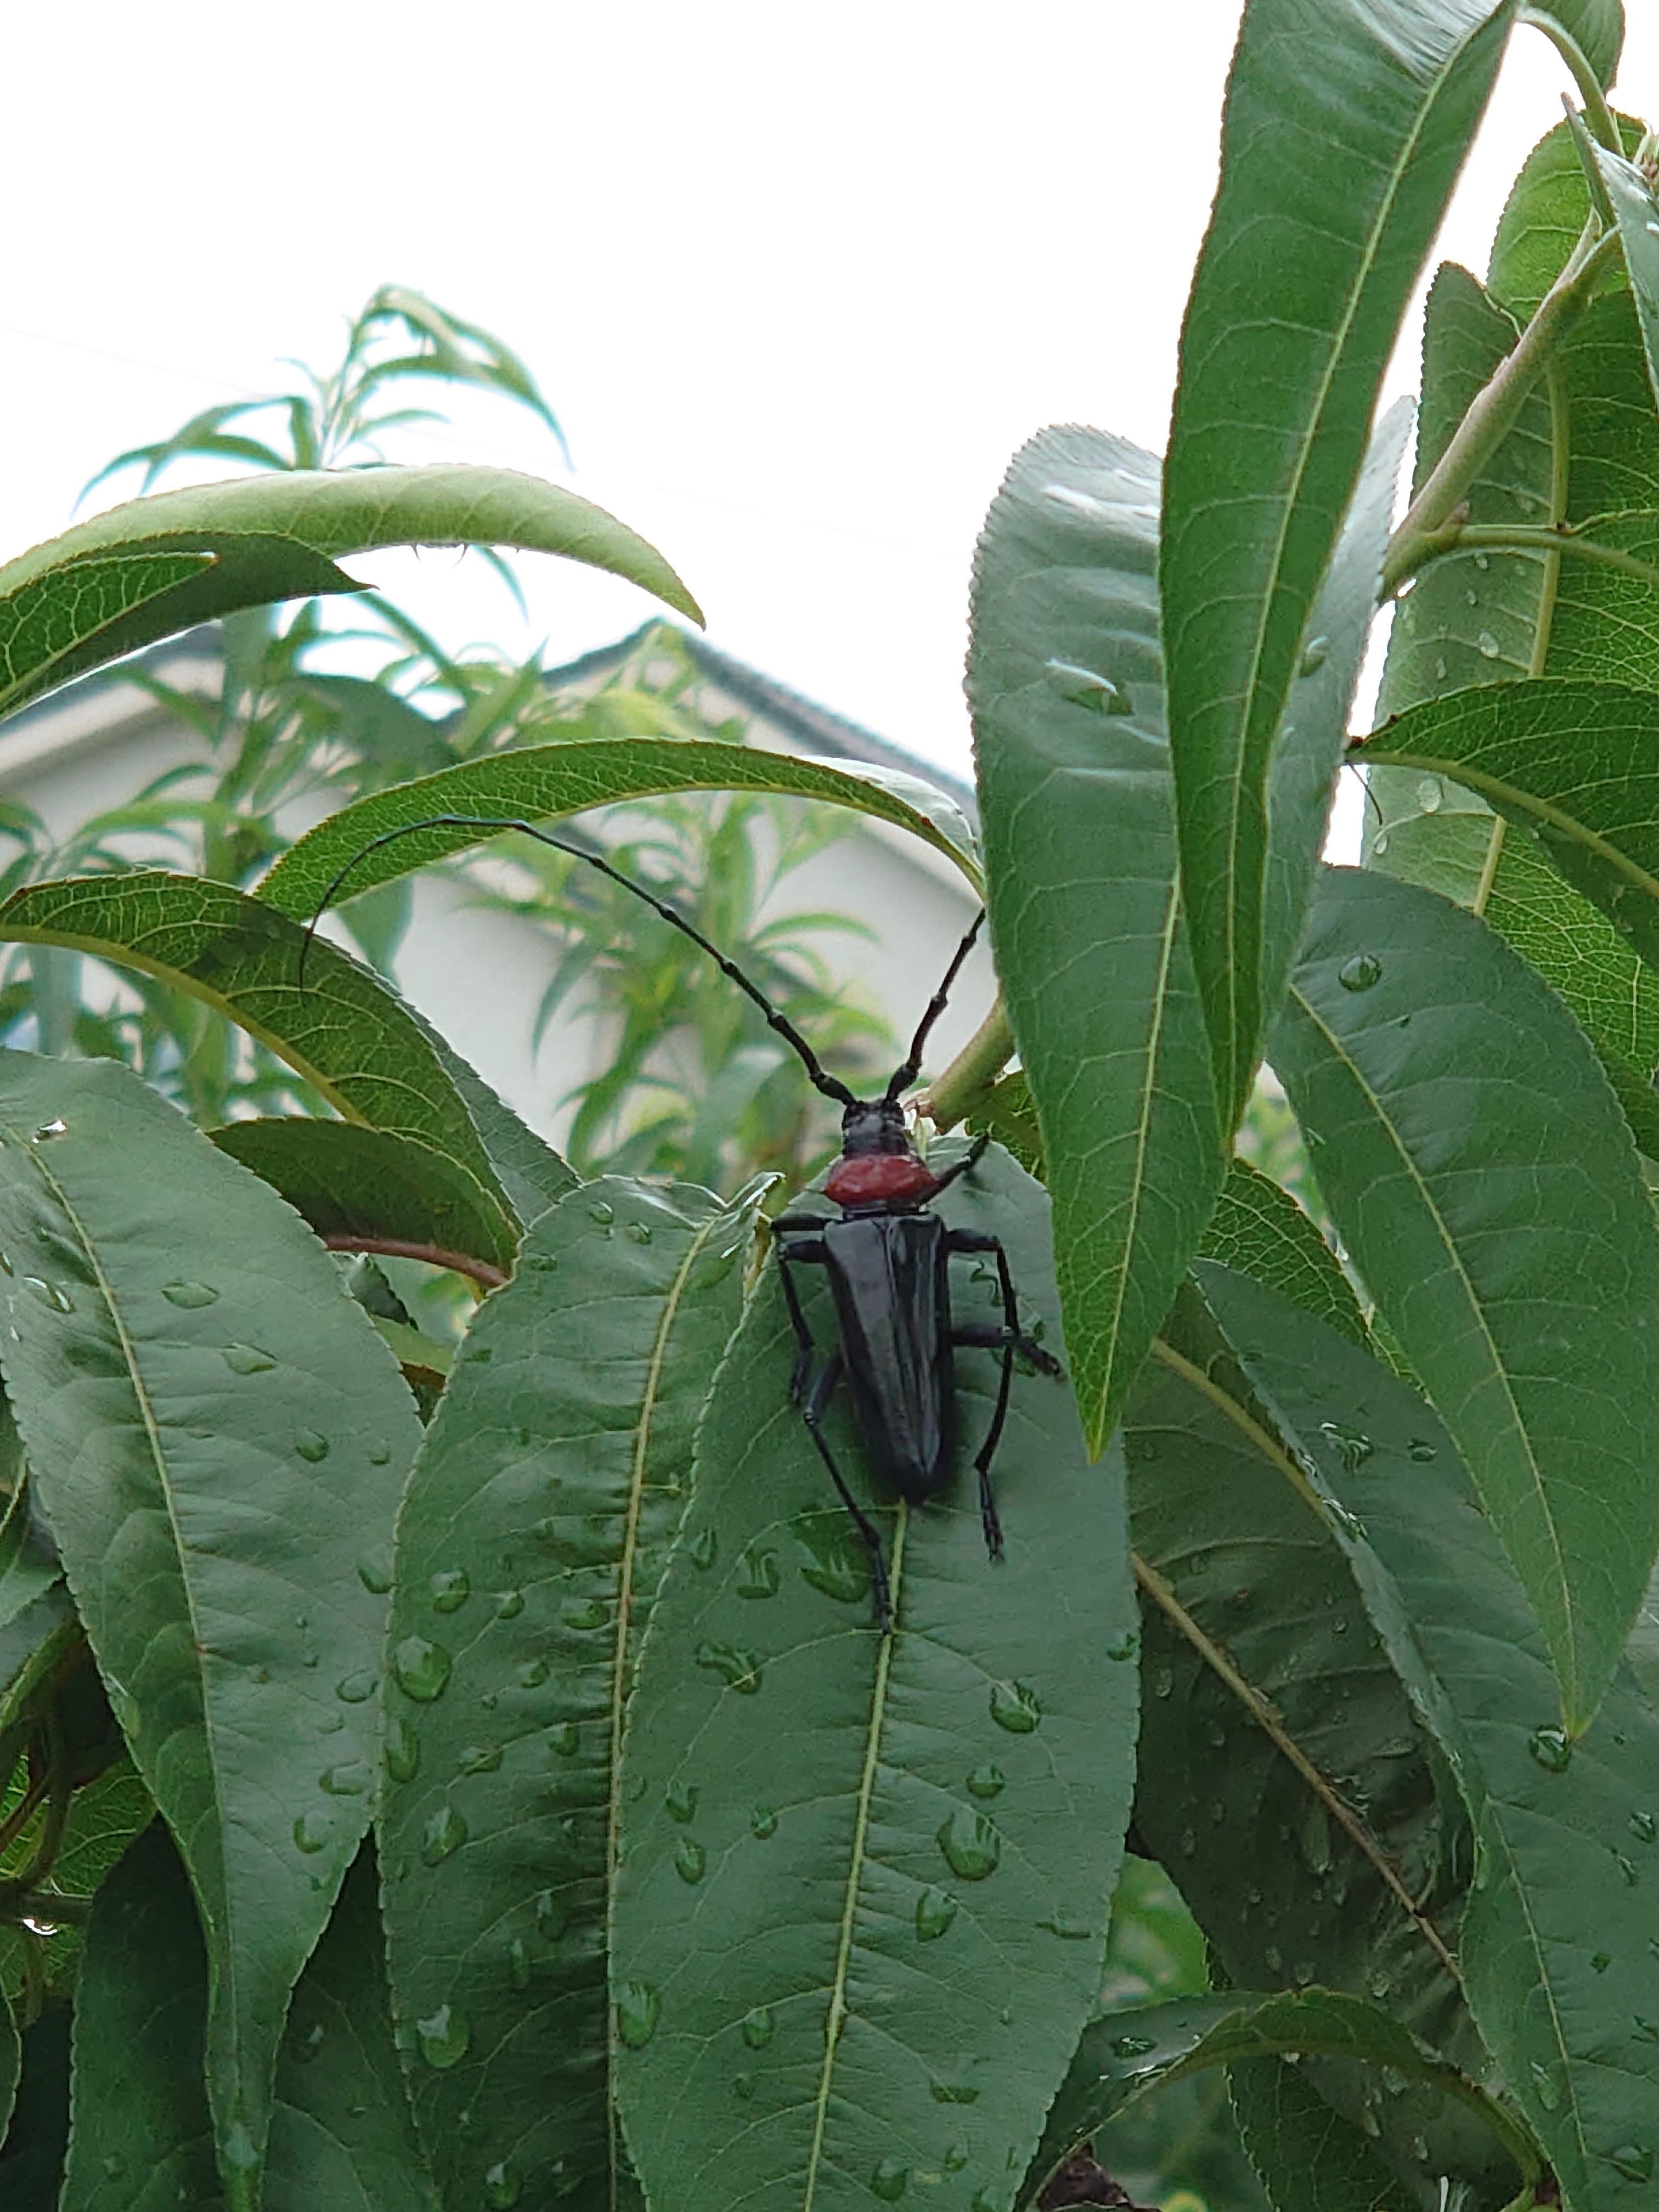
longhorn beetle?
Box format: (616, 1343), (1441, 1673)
(303, 813), (1063, 1627)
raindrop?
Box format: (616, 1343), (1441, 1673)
(616, 1981), (661, 2049)
(1635, 2016), (1659, 2044)
(916, 1886), (958, 1940)
(870, 2157), (910, 2200)
(547, 1721), (580, 1758)
(507, 1938), (533, 1993)
(1041, 1910), (1095, 1940)
(421, 1804), (468, 1865)
(416, 2004), (470, 2069)
(223, 2126), (259, 2173)
(937, 1807), (1002, 1881)
(1044, 658), (1124, 712)
(1336, 954), (1382, 994)
(1104, 1629), (1138, 1662)
(944, 2145), (969, 2174)
(336, 1669), (376, 1704)
(1298, 636), (1330, 678)
(970, 2188), (1006, 2212)
(1528, 1725), (1572, 1774)
(689, 1527), (719, 1572)
(1203, 1720), (1226, 1749)
(535, 1514), (620, 1567)
(1477, 629), (1502, 659)
(1530, 2060), (1564, 2113)
(164, 1280), (220, 1310)
(564, 1595), (608, 1632)
(458, 1742), (503, 1776)
(1435, 657), (1449, 681)
(966, 1763), (1006, 1801)
(222, 1342), (276, 1375)
(393, 1637), (453, 1702)
(1618, 1852), (1640, 1887)
(385, 1716), (421, 1784)
(1406, 1438), (1437, 1463)
(628, 1220), (653, 1243)
(1319, 1418), (1373, 1471)
(1110, 2034), (1156, 2059)
(589, 1201), (615, 1226)
(1299, 1801), (1333, 1876)
(515, 1658), (550, 1689)
(797, 1521), (869, 1603)
(737, 1544), (781, 1598)
(294, 1429), (329, 1463)
(1633, 1810), (1657, 1843)
(674, 1836), (707, 1885)
(695, 1642), (763, 1694)
(292, 1811), (331, 1855)
(356, 1548), (393, 1594)
(751, 1806), (778, 1840)
(666, 1780), (699, 1824)
(431, 1568), (471, 1614)
(989, 1679), (1041, 1734)
(368, 1437), (392, 1466)
(484, 2161), (522, 2208)
(319, 1762), (370, 1797)
(1593, 1951), (1612, 1973)
(1474, 552), (1491, 571)
(742, 2006), (775, 2050)
(732, 2073), (756, 2100)
(1415, 775), (1443, 814)
(1152, 1667), (1175, 1701)
(33, 1119), (67, 1141)
(1178, 1826), (1197, 1858)
(1610, 2145), (1654, 2183)
(535, 1889), (567, 1941)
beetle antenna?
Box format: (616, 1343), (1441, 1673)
(299, 813), (859, 1107)
(885, 909), (985, 1102)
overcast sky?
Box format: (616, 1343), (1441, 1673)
(8, 4), (1659, 786)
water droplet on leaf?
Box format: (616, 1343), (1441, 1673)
(356, 1548), (393, 1594)
(1104, 1628), (1137, 1662)
(989, 1679), (1040, 1734)
(336, 1669), (376, 1705)
(1336, 953), (1382, 994)
(1633, 1810), (1657, 1843)
(421, 1804), (467, 1865)
(292, 1811), (331, 1855)
(535, 1889), (567, 1940)
(916, 1886), (958, 1939)
(1298, 636), (1329, 678)
(484, 2161), (522, 2208)
(507, 1938), (532, 1993)
(1110, 2033), (1156, 2059)
(937, 1807), (1002, 1881)
(394, 1637), (452, 1702)
(1407, 1438), (1437, 1463)
(589, 1201), (614, 1226)
(515, 1658), (549, 1689)
(616, 1981), (661, 2049)
(430, 1568), (471, 1613)
(458, 1742), (502, 1775)
(741, 2005), (774, 2049)
(870, 2157), (910, 2200)
(674, 1836), (707, 1884)
(966, 1763), (1005, 1800)
(495, 1588), (524, 1620)
(546, 1720), (579, 1758)
(385, 1716), (421, 1784)
(222, 1342), (276, 1374)
(1477, 629), (1502, 659)
(666, 1780), (698, 1823)
(797, 1520), (869, 1602)
(1529, 1725), (1572, 1774)
(1609, 2145), (1654, 2183)
(689, 1527), (719, 1571)
(319, 1762), (369, 1797)
(416, 2004), (470, 2069)
(737, 1544), (780, 1598)
(695, 1642), (763, 1693)
(751, 1805), (778, 1839)
(294, 1429), (329, 1463)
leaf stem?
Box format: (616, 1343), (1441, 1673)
(1390, 522), (1659, 597)
(321, 1233), (506, 1291)
(1381, 227), (1620, 598)
(1518, 8), (1620, 153)
(917, 998), (1015, 1131)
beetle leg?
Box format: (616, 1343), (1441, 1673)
(945, 1229), (1063, 1561)
(920, 1130), (990, 1200)
(799, 1352), (892, 1632)
(776, 1241), (828, 1402)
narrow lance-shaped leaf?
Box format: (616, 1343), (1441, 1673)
(0, 1985), (16, 2159)
(0, 1052), (422, 2205)
(0, 463), (701, 723)
(1594, 139), (1659, 418)
(0, 871), (521, 1239)
(1122, 1293), (1499, 2196)
(1023, 1987), (1532, 2206)
(256, 738), (980, 922)
(613, 1144), (1138, 2212)
(1200, 1259), (1659, 2212)
(967, 425), (1221, 1456)
(1161, 0), (1514, 1125)
(1199, 1158), (1366, 1346)
(1272, 864), (1659, 1730)
(379, 1175), (764, 2212)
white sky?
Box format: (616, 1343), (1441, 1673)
(7, 3), (1659, 789)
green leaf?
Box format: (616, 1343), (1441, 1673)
(424, 1042), (578, 1226)
(1160, 0), (1513, 1124)
(1200, 1158), (1365, 1345)
(0, 465), (701, 723)
(211, 1120), (519, 1282)
(1260, 403), (1412, 1042)
(0, 871), (516, 1233)
(1123, 1298), (1499, 2196)
(0, 1466), (60, 1638)
(1363, 678), (1659, 988)
(64, 1825), (442, 2211)
(1273, 864), (1659, 1731)
(1370, 791), (1659, 1160)
(1592, 142), (1659, 420)
(0, 2009), (69, 2208)
(1229, 2060), (1411, 2212)
(0, 1587), (77, 1739)
(1537, 0), (1624, 85)
(379, 1173), (761, 2211)
(0, 1052), (422, 2204)
(1489, 110), (1637, 320)
(1200, 1259), (1659, 2212)
(967, 425), (1223, 1455)
(612, 1144), (1139, 2212)
(256, 737), (979, 922)
(0, 1985), (16, 2155)
(1025, 1987), (1527, 2204)
(266, 1849), (442, 2212)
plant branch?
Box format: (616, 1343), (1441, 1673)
(1381, 227), (1621, 598)
(916, 998), (1015, 1131)
(1389, 521), (1659, 599)
(323, 1233), (507, 1292)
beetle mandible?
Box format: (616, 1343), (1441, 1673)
(303, 812), (1064, 1627)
